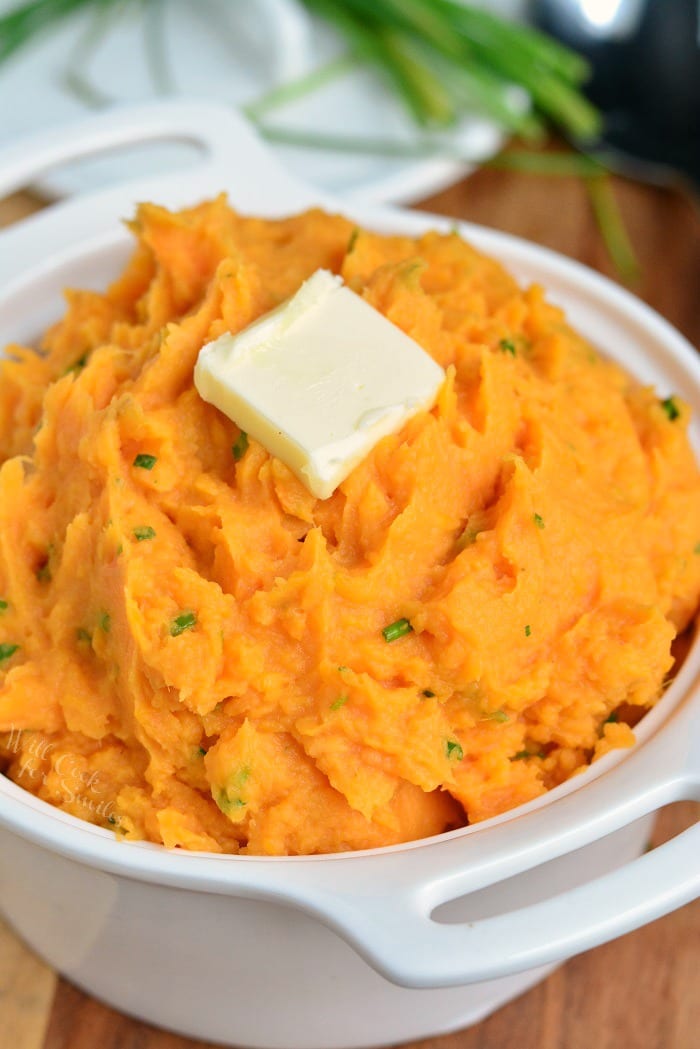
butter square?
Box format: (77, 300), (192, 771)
(194, 269), (445, 499)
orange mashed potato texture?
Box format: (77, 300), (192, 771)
(1, 198), (699, 855)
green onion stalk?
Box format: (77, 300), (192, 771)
(0, 0), (636, 278)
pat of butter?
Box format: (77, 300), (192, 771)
(194, 269), (445, 499)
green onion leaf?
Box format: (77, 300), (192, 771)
(133, 525), (156, 542)
(499, 338), (516, 355)
(232, 431), (249, 461)
(0, 598), (8, 611)
(660, 396), (680, 421)
(445, 738), (464, 761)
(422, 688), (436, 697)
(0, 642), (20, 662)
(524, 624), (531, 637)
(170, 610), (197, 637)
(382, 617), (413, 642)
(533, 513), (545, 529)
(330, 694), (349, 711)
(484, 709), (509, 723)
(133, 453), (157, 470)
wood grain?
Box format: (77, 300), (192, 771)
(1, 163), (699, 1049)
(0, 918), (57, 1049)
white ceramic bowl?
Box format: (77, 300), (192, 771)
(0, 103), (699, 1049)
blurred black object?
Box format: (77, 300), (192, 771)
(533, 0), (700, 186)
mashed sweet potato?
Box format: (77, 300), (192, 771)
(1, 198), (699, 855)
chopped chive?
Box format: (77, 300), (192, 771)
(0, 598), (7, 611)
(330, 694), (348, 711)
(533, 513), (545, 530)
(63, 352), (88, 375)
(198, 746), (207, 757)
(511, 748), (545, 761)
(170, 610), (197, 637)
(694, 542), (700, 555)
(422, 688), (436, 698)
(660, 396), (680, 421)
(133, 526), (156, 542)
(232, 431), (249, 462)
(524, 624), (531, 637)
(445, 739), (464, 761)
(603, 711), (619, 724)
(338, 665), (349, 672)
(485, 709), (509, 723)
(499, 338), (516, 355)
(382, 617), (413, 642)
(99, 611), (111, 633)
(76, 627), (92, 643)
(0, 642), (20, 662)
(215, 786), (246, 814)
(347, 227), (359, 253)
(133, 453), (157, 470)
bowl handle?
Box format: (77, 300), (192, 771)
(0, 99), (314, 209)
(0, 101), (319, 296)
(303, 677), (700, 988)
(332, 820), (700, 988)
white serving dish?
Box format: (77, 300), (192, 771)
(0, 102), (698, 1049)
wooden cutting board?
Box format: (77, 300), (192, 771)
(1, 156), (699, 1049)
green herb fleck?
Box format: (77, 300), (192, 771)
(525, 624), (531, 637)
(603, 711), (618, 724)
(0, 642), (20, 663)
(232, 431), (249, 461)
(63, 353), (88, 375)
(445, 739), (464, 762)
(76, 627), (92, 644)
(660, 396), (680, 421)
(330, 694), (348, 711)
(133, 453), (157, 470)
(485, 709), (510, 723)
(107, 814), (118, 826)
(170, 610), (197, 637)
(382, 617), (413, 642)
(231, 766), (251, 788)
(533, 513), (545, 530)
(338, 665), (349, 672)
(198, 746), (207, 757)
(36, 560), (51, 582)
(694, 542), (700, 555)
(99, 612), (111, 633)
(0, 598), (7, 611)
(215, 789), (246, 815)
(422, 689), (436, 698)
(511, 749), (545, 761)
(133, 526), (156, 542)
(499, 338), (516, 356)
(347, 228), (359, 253)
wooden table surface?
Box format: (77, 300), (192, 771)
(1, 162), (699, 1049)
